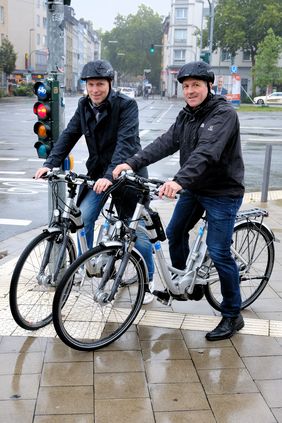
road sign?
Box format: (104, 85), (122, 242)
(230, 65), (238, 73)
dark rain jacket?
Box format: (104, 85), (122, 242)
(126, 94), (245, 197)
(43, 89), (144, 182)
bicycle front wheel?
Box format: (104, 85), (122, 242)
(52, 244), (146, 351)
(9, 230), (76, 330)
(205, 221), (275, 311)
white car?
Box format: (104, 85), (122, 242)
(254, 92), (282, 105)
(117, 87), (135, 99)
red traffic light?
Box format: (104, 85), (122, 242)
(33, 101), (51, 120)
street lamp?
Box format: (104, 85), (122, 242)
(29, 28), (35, 70)
(207, 0), (215, 63)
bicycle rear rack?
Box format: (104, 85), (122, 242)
(236, 207), (268, 221)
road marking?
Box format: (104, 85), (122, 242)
(156, 105), (174, 123)
(0, 171), (25, 174)
(140, 129), (150, 137)
(0, 218), (32, 226)
(0, 158), (19, 161)
(0, 177), (44, 182)
(246, 138), (282, 142)
(241, 126), (282, 130)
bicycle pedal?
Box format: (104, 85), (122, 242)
(153, 289), (170, 305)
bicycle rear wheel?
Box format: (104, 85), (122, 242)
(9, 230), (76, 330)
(52, 244), (146, 351)
(205, 221), (275, 311)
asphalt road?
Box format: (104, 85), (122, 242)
(0, 95), (282, 242)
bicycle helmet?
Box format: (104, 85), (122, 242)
(177, 61), (215, 84)
(80, 60), (114, 81)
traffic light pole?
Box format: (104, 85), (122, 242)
(46, 0), (66, 216)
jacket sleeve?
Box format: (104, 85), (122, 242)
(103, 99), (141, 180)
(43, 104), (83, 169)
(173, 106), (239, 188)
(126, 122), (179, 171)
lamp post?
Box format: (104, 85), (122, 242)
(207, 0), (215, 63)
(28, 28), (35, 70)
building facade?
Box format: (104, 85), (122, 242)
(161, 0), (258, 99)
(0, 0), (100, 90)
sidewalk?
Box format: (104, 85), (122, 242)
(0, 192), (282, 422)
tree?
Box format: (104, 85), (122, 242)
(254, 29), (282, 93)
(102, 5), (163, 89)
(0, 38), (17, 77)
(211, 0), (282, 96)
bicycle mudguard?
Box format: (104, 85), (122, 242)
(101, 240), (150, 289)
(234, 220), (278, 242)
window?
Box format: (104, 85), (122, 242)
(175, 8), (187, 20)
(174, 29), (187, 44)
(43, 17), (47, 29)
(42, 35), (47, 47)
(174, 49), (186, 64)
(221, 50), (231, 61)
(0, 6), (4, 24)
(243, 50), (251, 61)
(37, 33), (40, 46)
(36, 15), (40, 27)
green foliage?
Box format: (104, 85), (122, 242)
(213, 0), (282, 95)
(0, 38), (17, 76)
(214, 0), (282, 57)
(13, 83), (34, 97)
(101, 5), (163, 88)
(254, 29), (282, 90)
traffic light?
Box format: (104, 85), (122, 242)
(200, 51), (210, 64)
(33, 79), (59, 159)
(149, 44), (155, 54)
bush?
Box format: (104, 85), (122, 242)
(13, 83), (34, 96)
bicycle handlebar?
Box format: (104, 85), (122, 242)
(42, 169), (95, 187)
(117, 171), (184, 197)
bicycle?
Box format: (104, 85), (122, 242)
(9, 169), (98, 330)
(52, 171), (276, 351)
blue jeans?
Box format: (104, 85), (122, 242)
(166, 190), (243, 317)
(79, 188), (154, 281)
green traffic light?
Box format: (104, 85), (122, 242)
(149, 44), (155, 54)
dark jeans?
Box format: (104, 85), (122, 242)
(166, 190), (243, 317)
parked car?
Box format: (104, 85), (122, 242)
(254, 92), (282, 105)
(117, 87), (135, 99)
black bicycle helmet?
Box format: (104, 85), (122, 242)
(177, 61), (215, 84)
(81, 59), (114, 81)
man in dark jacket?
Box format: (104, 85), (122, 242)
(35, 59), (155, 304)
(113, 61), (245, 340)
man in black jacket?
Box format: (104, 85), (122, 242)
(35, 59), (155, 304)
(113, 61), (245, 339)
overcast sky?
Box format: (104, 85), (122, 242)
(70, 0), (171, 31)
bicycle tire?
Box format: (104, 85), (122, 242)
(52, 244), (146, 351)
(9, 230), (76, 330)
(204, 221), (275, 311)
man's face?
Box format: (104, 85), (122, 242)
(217, 78), (223, 89)
(182, 77), (210, 108)
(86, 78), (110, 105)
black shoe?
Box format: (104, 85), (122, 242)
(205, 314), (244, 341)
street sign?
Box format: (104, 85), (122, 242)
(230, 65), (238, 73)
